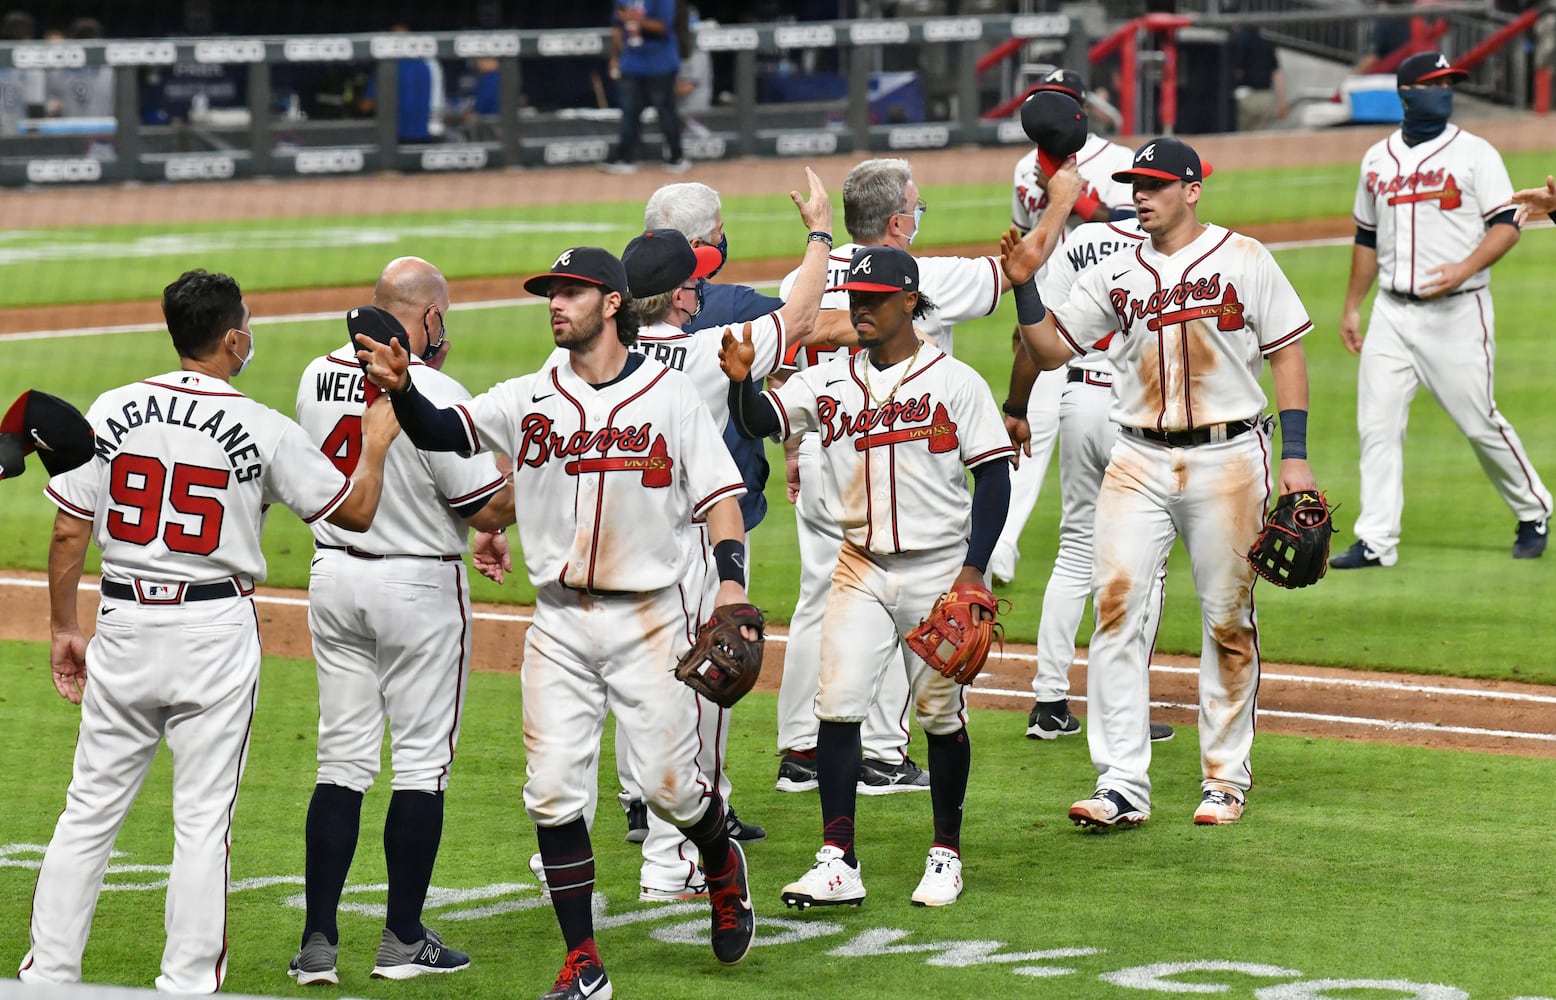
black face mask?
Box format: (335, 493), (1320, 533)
(422, 307), (446, 361)
(1399, 87), (1453, 146)
(708, 233), (728, 279)
(694, 279), (707, 319)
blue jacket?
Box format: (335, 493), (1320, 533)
(615, 0), (681, 78)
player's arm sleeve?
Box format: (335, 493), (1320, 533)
(959, 377), (1019, 472)
(418, 374), (508, 515)
(745, 312), (787, 381)
(1474, 145), (1517, 223)
(44, 448), (103, 521)
(1352, 159), (1379, 236)
(918, 255), (1003, 323)
(1037, 229), (1079, 303)
(266, 421), (356, 524)
(387, 377), (477, 455)
(1011, 160), (1035, 233)
(728, 376), (781, 438)
(1049, 268), (1116, 357)
(681, 398), (746, 519)
(759, 368), (821, 441)
(965, 459), (1011, 574)
(1250, 246), (1314, 355)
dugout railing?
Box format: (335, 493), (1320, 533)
(0, 14), (1086, 188)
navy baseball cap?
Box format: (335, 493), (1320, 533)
(1112, 136), (1214, 184)
(1397, 50), (1468, 87)
(1021, 90), (1089, 176)
(621, 228), (724, 299)
(523, 246), (630, 298)
(827, 245), (918, 294)
(1030, 67), (1088, 103)
(346, 305), (408, 354)
(0, 390), (94, 480)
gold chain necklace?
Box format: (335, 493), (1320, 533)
(862, 341), (924, 406)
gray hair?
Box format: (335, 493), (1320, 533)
(843, 158), (914, 243)
(643, 183), (722, 243)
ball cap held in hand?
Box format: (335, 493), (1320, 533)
(1396, 50), (1468, 87)
(1021, 90), (1089, 177)
(1112, 136), (1214, 184)
(0, 390), (94, 480)
(826, 245), (919, 294)
(621, 228), (724, 299)
(1030, 67), (1088, 103)
(523, 246), (630, 298)
(346, 304), (408, 353)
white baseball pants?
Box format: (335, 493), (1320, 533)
(992, 365), (1065, 581)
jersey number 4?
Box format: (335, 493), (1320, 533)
(107, 453), (229, 556)
(321, 415), (362, 475)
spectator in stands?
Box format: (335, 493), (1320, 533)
(0, 10), (46, 135)
(1357, 0), (1416, 74)
(1228, 22), (1287, 129)
(358, 24), (446, 144)
(674, 4), (713, 136)
(600, 0), (689, 175)
(46, 18), (115, 119)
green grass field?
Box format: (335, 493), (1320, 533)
(4, 642), (1554, 999)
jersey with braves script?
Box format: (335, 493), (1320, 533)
(1039, 218), (1147, 375)
(1052, 224), (1312, 431)
(779, 243), (1001, 364)
(764, 345), (1013, 555)
(1353, 124), (1515, 298)
(297, 347), (505, 556)
(545, 311), (786, 432)
(449, 357), (744, 592)
(1011, 134), (1135, 235)
(46, 371), (354, 583)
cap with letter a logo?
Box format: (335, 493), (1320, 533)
(1112, 136), (1214, 184)
(1031, 68), (1088, 103)
(1396, 50), (1468, 87)
(0, 389), (94, 481)
(826, 245), (919, 294)
(522, 246), (630, 298)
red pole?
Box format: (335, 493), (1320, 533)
(1160, 29), (1178, 134)
(1119, 29), (1137, 136)
(1451, 7), (1541, 73)
(1536, 68), (1552, 115)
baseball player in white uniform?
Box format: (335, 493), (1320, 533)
(994, 75), (1134, 585)
(21, 270), (400, 993)
(728, 245), (1014, 909)
(774, 157), (1005, 798)
(1008, 139), (1319, 828)
(288, 258), (514, 984)
(358, 243), (758, 1000)
(1334, 51), (1549, 568)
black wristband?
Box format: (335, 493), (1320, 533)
(1001, 399), (1027, 420)
(713, 539), (746, 583)
(808, 231), (833, 246)
(1013, 278), (1046, 325)
(1279, 408), (1308, 460)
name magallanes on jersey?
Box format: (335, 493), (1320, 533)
(1111, 274), (1245, 333)
(93, 391), (263, 482)
(816, 391), (956, 453)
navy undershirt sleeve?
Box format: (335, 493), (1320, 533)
(728, 377), (780, 438)
(1488, 207), (1519, 228)
(1354, 226), (1377, 249)
(964, 459), (1011, 574)
(388, 378), (473, 455)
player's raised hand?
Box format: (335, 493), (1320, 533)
(50, 628), (87, 704)
(1339, 306), (1364, 355)
(1510, 174), (1556, 216)
(719, 322), (757, 382)
(360, 394), (402, 448)
(355, 333), (411, 392)
(1044, 160), (1084, 213)
(999, 225), (1046, 288)
(791, 166), (834, 234)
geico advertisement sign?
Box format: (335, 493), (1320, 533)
(26, 159), (103, 184)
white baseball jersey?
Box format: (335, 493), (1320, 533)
(46, 371), (354, 583)
(545, 311), (786, 432)
(1353, 124), (1515, 298)
(1039, 219), (1147, 376)
(1011, 134), (1135, 235)
(763, 345), (1014, 555)
(297, 346), (504, 556)
(778, 243), (1002, 362)
(1051, 224), (1312, 431)
(450, 356), (744, 592)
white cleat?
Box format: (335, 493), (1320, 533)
(1193, 788), (1246, 825)
(780, 845), (866, 910)
(910, 847), (963, 907)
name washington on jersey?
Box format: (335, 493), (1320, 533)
(1063, 238), (1143, 274)
(92, 387), (264, 482)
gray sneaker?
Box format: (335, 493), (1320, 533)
(370, 926), (470, 980)
(287, 931), (338, 986)
(858, 756), (930, 795)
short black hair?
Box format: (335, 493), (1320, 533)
(911, 290), (937, 320)
(162, 270), (246, 359)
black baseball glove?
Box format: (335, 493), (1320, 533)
(673, 604), (765, 708)
(1247, 490), (1337, 589)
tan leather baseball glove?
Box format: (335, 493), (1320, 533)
(906, 582), (1005, 685)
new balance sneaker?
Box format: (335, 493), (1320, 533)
(1514, 519), (1548, 559)
(780, 845), (867, 909)
(596, 160), (636, 175)
(910, 847), (963, 907)
(623, 798), (648, 844)
(1068, 788), (1149, 829)
(1329, 539), (1395, 569)
(707, 841), (755, 965)
(726, 807), (767, 843)
(858, 756), (930, 795)
(776, 749), (819, 792)
(1026, 699), (1082, 739)
(640, 873), (707, 903)
(287, 931), (338, 986)
(370, 925), (470, 979)
(1193, 788), (1245, 826)
(662, 158), (693, 174)
(1149, 722), (1175, 743)
(541, 944), (611, 1000)
(529, 851), (550, 900)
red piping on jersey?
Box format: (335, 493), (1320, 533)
(440, 563), (469, 789)
(1104, 222), (1146, 241)
(1133, 245), (1169, 431)
(766, 311), (787, 377)
(1475, 292), (1551, 516)
(983, 257), (1001, 317)
(765, 390), (793, 440)
(216, 662), (260, 991)
(848, 358), (878, 551)
(1383, 140), (1404, 292)
(900, 351), (945, 387)
(1052, 314), (1087, 355)
(47, 486), (94, 519)
(303, 479), (353, 524)
(1406, 128), (1462, 295)
(445, 476), (506, 507)
(452, 402), (482, 454)
(693, 482), (745, 519)
(586, 365), (675, 587)
(1178, 229), (1235, 431)
(139, 378), (244, 398)
(965, 445), (1016, 468)
(678, 581), (717, 801)
(1261, 321), (1313, 356)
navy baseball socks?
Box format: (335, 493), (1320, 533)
(299, 783), (363, 948)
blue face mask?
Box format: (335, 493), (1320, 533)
(1399, 87), (1453, 145)
(708, 233), (728, 279)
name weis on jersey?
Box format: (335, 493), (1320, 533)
(314, 370), (366, 404)
(93, 391), (263, 481)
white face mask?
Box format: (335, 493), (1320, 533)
(230, 330), (254, 376)
(905, 203), (924, 247)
